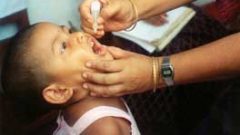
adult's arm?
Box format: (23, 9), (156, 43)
(171, 32), (240, 85)
(82, 32), (240, 97)
(134, 0), (192, 20)
(79, 0), (192, 37)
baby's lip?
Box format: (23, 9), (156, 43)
(89, 37), (104, 55)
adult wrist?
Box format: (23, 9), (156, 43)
(128, 0), (139, 22)
(132, 0), (161, 20)
(131, 0), (146, 20)
(125, 0), (139, 31)
(151, 57), (167, 92)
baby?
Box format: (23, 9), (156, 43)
(1, 22), (140, 135)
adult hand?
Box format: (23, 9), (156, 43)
(82, 46), (153, 97)
(145, 13), (168, 26)
(79, 0), (137, 38)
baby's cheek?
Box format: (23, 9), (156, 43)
(104, 52), (114, 60)
(75, 88), (90, 100)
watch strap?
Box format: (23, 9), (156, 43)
(161, 56), (174, 86)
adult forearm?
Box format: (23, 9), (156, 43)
(166, 33), (240, 87)
(133, 0), (192, 20)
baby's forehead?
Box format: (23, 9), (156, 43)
(35, 22), (60, 33)
(30, 23), (61, 42)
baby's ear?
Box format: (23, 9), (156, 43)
(42, 84), (73, 104)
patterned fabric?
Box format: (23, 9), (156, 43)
(216, 0), (240, 23)
(110, 5), (237, 135)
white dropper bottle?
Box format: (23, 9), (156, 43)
(91, 0), (101, 33)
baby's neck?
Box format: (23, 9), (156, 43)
(62, 96), (126, 126)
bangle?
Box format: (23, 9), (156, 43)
(128, 0), (139, 22)
(125, 0), (139, 31)
(152, 57), (160, 92)
(152, 57), (156, 92)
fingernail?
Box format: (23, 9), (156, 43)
(86, 62), (92, 67)
(82, 73), (87, 78)
(83, 83), (88, 89)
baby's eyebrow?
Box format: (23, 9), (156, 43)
(60, 25), (65, 29)
(59, 25), (68, 32)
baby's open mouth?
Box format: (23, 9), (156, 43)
(90, 37), (104, 55)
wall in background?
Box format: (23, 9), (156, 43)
(194, 0), (215, 6)
(0, 0), (27, 40)
(27, 0), (82, 30)
(1, 0), (216, 41)
(0, 0), (84, 41)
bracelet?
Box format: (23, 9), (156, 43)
(125, 0), (139, 31)
(152, 57), (160, 92)
(128, 0), (139, 22)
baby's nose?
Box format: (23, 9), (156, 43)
(76, 33), (84, 43)
(69, 32), (85, 46)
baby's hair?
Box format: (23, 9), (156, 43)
(1, 23), (49, 104)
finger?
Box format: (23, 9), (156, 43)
(83, 26), (104, 37)
(82, 18), (104, 33)
(82, 26), (95, 35)
(103, 22), (124, 32)
(85, 59), (123, 72)
(81, 17), (93, 28)
(97, 17), (104, 24)
(82, 72), (123, 85)
(107, 46), (131, 59)
(99, 0), (109, 5)
(100, 0), (119, 20)
(82, 18), (104, 32)
(162, 13), (168, 17)
(83, 83), (124, 97)
(95, 24), (104, 31)
(79, 0), (94, 23)
(160, 15), (168, 23)
(82, 26), (104, 38)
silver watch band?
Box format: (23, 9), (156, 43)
(161, 56), (174, 86)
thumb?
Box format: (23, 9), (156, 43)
(100, 1), (119, 20)
(107, 46), (131, 59)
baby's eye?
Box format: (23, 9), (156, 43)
(60, 42), (67, 54)
(69, 28), (74, 34)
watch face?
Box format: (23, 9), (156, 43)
(162, 66), (173, 78)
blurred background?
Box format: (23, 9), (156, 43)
(0, 0), (81, 42)
(0, 0), (239, 135)
(0, 0), (225, 43)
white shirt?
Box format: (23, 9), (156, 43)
(53, 103), (140, 135)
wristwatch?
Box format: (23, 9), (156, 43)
(161, 56), (174, 86)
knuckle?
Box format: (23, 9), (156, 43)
(101, 76), (108, 84)
(115, 85), (124, 94)
(104, 87), (113, 96)
(86, 73), (94, 80)
(88, 84), (100, 93)
(101, 62), (112, 71)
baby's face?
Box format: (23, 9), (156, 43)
(28, 22), (112, 99)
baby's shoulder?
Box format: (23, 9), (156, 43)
(78, 97), (131, 134)
(83, 115), (131, 135)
